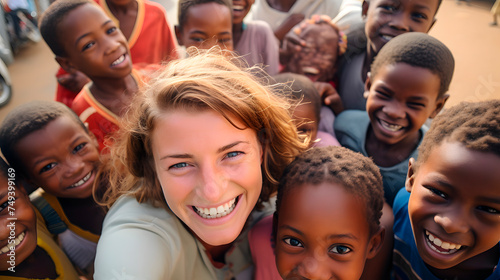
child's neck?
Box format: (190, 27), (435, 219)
(365, 126), (421, 167)
(89, 73), (137, 117)
(266, 0), (296, 12)
(232, 22), (244, 47)
(363, 46), (377, 82)
(427, 243), (499, 280)
(0, 246), (57, 278)
(57, 196), (106, 236)
(106, 0), (138, 40)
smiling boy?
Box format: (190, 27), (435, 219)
(40, 0), (141, 152)
(335, 32), (454, 205)
(393, 100), (500, 280)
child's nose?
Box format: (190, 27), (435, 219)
(382, 102), (405, 119)
(389, 13), (410, 32)
(63, 158), (85, 177)
(104, 37), (121, 54)
(300, 253), (332, 280)
(434, 210), (470, 234)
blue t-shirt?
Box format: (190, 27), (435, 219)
(334, 110), (426, 205)
(392, 189), (500, 280)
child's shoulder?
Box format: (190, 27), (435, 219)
(335, 110), (369, 136)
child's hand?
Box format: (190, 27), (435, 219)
(275, 13), (305, 42)
(314, 81), (344, 115)
(57, 70), (90, 93)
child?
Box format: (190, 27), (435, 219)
(93, 48), (306, 279)
(40, 0), (142, 152)
(335, 32), (454, 206)
(281, 15), (348, 121)
(175, 0), (234, 51)
(273, 72), (340, 148)
(0, 101), (106, 277)
(97, 0), (178, 65)
(336, 0), (442, 110)
(393, 100), (500, 280)
(0, 158), (81, 279)
(232, 0), (279, 75)
(249, 146), (385, 279)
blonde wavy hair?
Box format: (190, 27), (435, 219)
(96, 48), (307, 209)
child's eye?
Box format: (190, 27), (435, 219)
(169, 162), (189, 170)
(283, 237), (303, 248)
(225, 151), (242, 159)
(330, 245), (352, 254)
(428, 187), (447, 199)
(477, 206), (500, 215)
(407, 102), (425, 109)
(107, 27), (117, 34)
(40, 163), (57, 174)
(375, 91), (390, 99)
(190, 37), (205, 43)
(0, 200), (10, 212)
(412, 12), (428, 21)
(81, 41), (95, 52)
(73, 143), (87, 154)
(380, 4), (396, 12)
(219, 38), (232, 43)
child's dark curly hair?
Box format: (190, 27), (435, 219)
(371, 32), (454, 98)
(276, 146), (384, 235)
(417, 100), (500, 168)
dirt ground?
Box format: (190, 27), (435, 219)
(0, 0), (498, 122)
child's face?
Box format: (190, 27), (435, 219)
(365, 63), (445, 146)
(14, 116), (100, 199)
(56, 3), (132, 80)
(151, 109), (263, 246)
(362, 0), (437, 56)
(406, 141), (500, 270)
(232, 0), (254, 25)
(175, 3), (233, 51)
(285, 24), (339, 82)
(292, 103), (318, 148)
(275, 182), (380, 280)
(0, 175), (37, 271)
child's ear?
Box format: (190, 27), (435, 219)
(174, 25), (184, 46)
(405, 158), (416, 192)
(55, 56), (78, 74)
(367, 226), (385, 259)
(429, 93), (449, 118)
(362, 0), (369, 18)
(363, 72), (371, 99)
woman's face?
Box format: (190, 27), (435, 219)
(151, 109), (263, 246)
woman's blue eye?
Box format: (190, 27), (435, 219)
(284, 237), (303, 247)
(330, 245), (351, 254)
(170, 162), (189, 169)
(226, 151), (241, 158)
(40, 163), (57, 174)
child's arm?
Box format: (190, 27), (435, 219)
(314, 81), (344, 115)
(274, 13), (305, 42)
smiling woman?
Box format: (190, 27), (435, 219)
(93, 47), (306, 279)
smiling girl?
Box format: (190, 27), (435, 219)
(93, 48), (306, 279)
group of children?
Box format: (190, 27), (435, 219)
(0, 0), (498, 278)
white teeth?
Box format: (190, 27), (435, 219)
(111, 55), (125, 66)
(233, 5), (244, 10)
(0, 232), (25, 254)
(302, 66), (319, 75)
(381, 35), (394, 41)
(69, 172), (92, 189)
(194, 198), (237, 219)
(380, 120), (403, 132)
(425, 230), (462, 253)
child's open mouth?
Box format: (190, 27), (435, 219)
(192, 196), (239, 219)
(425, 230), (463, 255)
(67, 171), (92, 189)
(0, 232), (25, 254)
(111, 54), (126, 66)
(379, 119), (404, 132)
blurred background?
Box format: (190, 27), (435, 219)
(0, 0), (498, 123)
